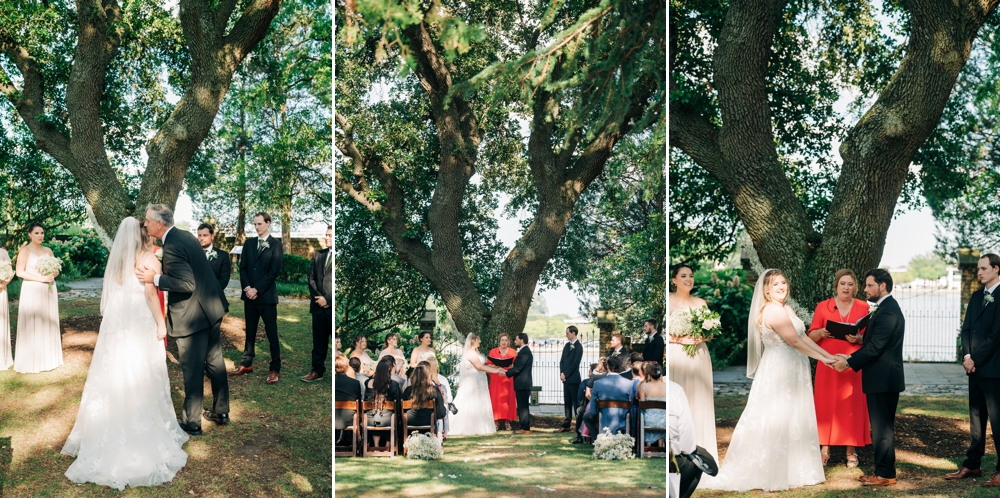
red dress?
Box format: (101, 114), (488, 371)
(810, 298), (871, 447)
(486, 347), (517, 422)
(154, 246), (166, 347)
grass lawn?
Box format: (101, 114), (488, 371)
(0, 297), (331, 497)
(697, 394), (1000, 497)
(334, 415), (667, 498)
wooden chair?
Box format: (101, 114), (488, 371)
(400, 399), (438, 456)
(334, 400), (360, 457)
(361, 400), (397, 457)
(637, 400), (667, 458)
(595, 399), (632, 437)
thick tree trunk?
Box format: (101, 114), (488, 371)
(671, 0), (999, 309)
(280, 202), (292, 255)
(0, 0), (281, 239)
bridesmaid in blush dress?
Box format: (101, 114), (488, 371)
(807, 268), (870, 468)
(668, 263), (718, 479)
(13, 223), (63, 374)
(0, 248), (13, 370)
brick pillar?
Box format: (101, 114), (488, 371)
(597, 311), (616, 358)
(959, 248), (981, 362)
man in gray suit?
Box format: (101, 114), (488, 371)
(302, 225), (333, 382)
(138, 204), (230, 435)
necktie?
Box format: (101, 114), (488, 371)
(324, 253), (331, 271)
(258, 239), (265, 254)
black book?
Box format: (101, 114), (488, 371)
(825, 314), (870, 341)
(488, 356), (514, 368)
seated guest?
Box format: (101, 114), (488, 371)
(570, 358), (608, 444)
(629, 359), (645, 435)
(364, 359), (402, 448)
(671, 380), (701, 498)
(350, 357), (369, 401)
(334, 354), (362, 444)
(639, 362), (666, 448)
(402, 364), (447, 432)
(583, 355), (633, 437)
(621, 352), (642, 380)
(384, 355), (407, 388)
(422, 357), (452, 437)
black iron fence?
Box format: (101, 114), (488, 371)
(892, 286), (960, 362)
(525, 329), (605, 404)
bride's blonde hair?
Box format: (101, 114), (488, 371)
(756, 269), (787, 328)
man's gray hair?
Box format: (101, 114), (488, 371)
(146, 203), (174, 226)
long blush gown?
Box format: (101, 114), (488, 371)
(13, 251), (62, 374)
(809, 298), (871, 447)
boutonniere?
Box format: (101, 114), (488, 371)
(569, 343), (575, 351)
(208, 249), (218, 260)
(868, 303), (878, 317)
(155, 250), (163, 261)
(259, 240), (270, 250)
(985, 292), (995, 307)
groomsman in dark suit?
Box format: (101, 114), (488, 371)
(197, 223), (231, 312)
(608, 333), (628, 364)
(302, 226), (333, 382)
(642, 318), (664, 367)
(833, 269), (905, 487)
(946, 253), (1000, 486)
(231, 212), (284, 384)
(558, 326), (584, 432)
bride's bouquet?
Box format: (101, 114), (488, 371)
(403, 432), (443, 460)
(35, 255), (62, 289)
(671, 307), (723, 356)
(592, 428), (635, 460)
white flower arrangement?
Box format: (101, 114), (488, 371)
(868, 303), (879, 317)
(155, 248), (163, 261)
(0, 262), (13, 282)
(592, 428), (635, 461)
(35, 255), (62, 289)
(404, 432), (443, 460)
(208, 249), (218, 260)
(259, 239), (270, 250)
(418, 351), (436, 363)
(668, 308), (693, 336)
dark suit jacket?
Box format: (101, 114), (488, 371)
(206, 246), (231, 311)
(157, 228), (227, 338)
(506, 346), (534, 391)
(621, 370), (634, 381)
(644, 332), (665, 365)
(239, 235), (283, 304)
(962, 287), (1000, 379)
(847, 296), (906, 394)
(308, 248), (332, 316)
(608, 347), (628, 365)
(335, 373), (362, 401)
(560, 340), (584, 384)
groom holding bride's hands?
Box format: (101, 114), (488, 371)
(830, 269), (905, 487)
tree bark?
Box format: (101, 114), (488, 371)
(671, 0), (999, 308)
(0, 0), (281, 239)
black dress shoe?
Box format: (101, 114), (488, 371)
(571, 436), (584, 444)
(179, 422), (203, 436)
(203, 410), (230, 425)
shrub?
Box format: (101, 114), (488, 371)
(45, 230), (108, 282)
(691, 268), (754, 370)
(279, 254), (311, 282)
(276, 281), (309, 298)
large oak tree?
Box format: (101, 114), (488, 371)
(670, 0), (1000, 307)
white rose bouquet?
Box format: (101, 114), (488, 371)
(35, 255), (62, 289)
(403, 432), (443, 460)
(592, 428), (635, 461)
(683, 307), (722, 356)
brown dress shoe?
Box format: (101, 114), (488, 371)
(266, 371), (279, 384)
(982, 473), (1000, 487)
(229, 365), (253, 376)
(301, 371), (323, 382)
(945, 467), (982, 480)
(558, 427), (572, 433)
(862, 476), (897, 486)
(858, 474), (872, 483)
(515, 429), (531, 434)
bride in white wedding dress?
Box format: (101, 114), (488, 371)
(704, 269), (839, 492)
(449, 333), (505, 436)
(61, 217), (188, 490)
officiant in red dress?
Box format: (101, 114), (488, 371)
(487, 334), (517, 430)
(808, 268), (871, 468)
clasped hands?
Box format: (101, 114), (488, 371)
(822, 353), (852, 372)
(964, 355), (976, 374)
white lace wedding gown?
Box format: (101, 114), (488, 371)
(704, 306), (825, 492)
(61, 274), (189, 490)
(448, 349), (497, 436)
